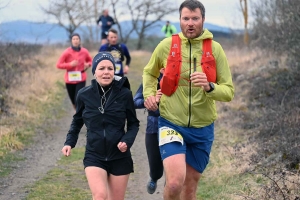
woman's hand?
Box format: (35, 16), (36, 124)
(70, 60), (78, 67)
(117, 142), (128, 152)
(61, 145), (72, 157)
(84, 62), (90, 68)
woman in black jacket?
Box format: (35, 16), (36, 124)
(62, 52), (139, 200)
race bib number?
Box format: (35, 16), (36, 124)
(115, 63), (121, 74)
(159, 126), (183, 146)
(68, 71), (82, 81)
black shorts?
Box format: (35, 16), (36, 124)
(83, 155), (134, 176)
(101, 31), (108, 39)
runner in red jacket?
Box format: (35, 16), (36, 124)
(56, 33), (92, 110)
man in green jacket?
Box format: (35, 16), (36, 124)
(161, 21), (177, 37)
(143, 0), (234, 199)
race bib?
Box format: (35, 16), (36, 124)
(68, 71), (82, 81)
(115, 63), (121, 74)
(159, 126), (183, 146)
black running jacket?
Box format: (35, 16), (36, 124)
(64, 76), (140, 161)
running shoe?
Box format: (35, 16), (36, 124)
(147, 178), (157, 194)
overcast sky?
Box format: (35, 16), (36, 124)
(0, 0), (247, 29)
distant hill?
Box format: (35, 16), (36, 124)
(0, 20), (233, 44)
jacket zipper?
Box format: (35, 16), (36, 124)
(188, 40), (192, 127)
(97, 88), (113, 161)
(103, 122), (107, 161)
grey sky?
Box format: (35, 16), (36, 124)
(0, 0), (246, 29)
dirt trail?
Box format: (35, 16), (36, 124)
(0, 97), (86, 200)
(0, 84), (165, 200)
(125, 109), (164, 200)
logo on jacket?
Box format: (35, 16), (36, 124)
(110, 49), (122, 62)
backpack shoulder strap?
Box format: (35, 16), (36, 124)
(169, 34), (181, 57)
(202, 39), (212, 57)
(201, 39), (217, 83)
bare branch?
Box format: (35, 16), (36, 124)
(40, 0), (94, 41)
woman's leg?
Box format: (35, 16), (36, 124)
(65, 83), (76, 109)
(107, 174), (130, 200)
(74, 81), (86, 109)
(85, 166), (108, 200)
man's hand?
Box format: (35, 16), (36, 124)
(144, 96), (158, 111)
(190, 72), (210, 91)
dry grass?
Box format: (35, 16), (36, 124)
(127, 50), (152, 94)
(0, 47), (67, 156)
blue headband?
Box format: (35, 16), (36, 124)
(92, 52), (116, 75)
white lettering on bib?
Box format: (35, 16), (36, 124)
(159, 126), (183, 146)
(115, 63), (121, 74)
(68, 71), (82, 81)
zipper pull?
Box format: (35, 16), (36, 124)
(98, 107), (104, 114)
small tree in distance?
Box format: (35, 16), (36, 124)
(239, 0), (249, 46)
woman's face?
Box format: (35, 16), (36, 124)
(71, 36), (80, 47)
(94, 60), (115, 86)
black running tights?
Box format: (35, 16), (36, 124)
(145, 133), (164, 181)
(65, 82), (86, 106)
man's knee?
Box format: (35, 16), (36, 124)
(166, 179), (183, 196)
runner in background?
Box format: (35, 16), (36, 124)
(56, 33), (92, 110)
(99, 28), (131, 77)
(96, 9), (115, 45)
(133, 68), (165, 194)
(161, 21), (177, 38)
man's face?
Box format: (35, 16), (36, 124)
(180, 7), (205, 39)
(103, 10), (108, 16)
(107, 32), (118, 45)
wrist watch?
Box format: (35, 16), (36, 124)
(206, 82), (215, 93)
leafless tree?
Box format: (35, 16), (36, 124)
(239, 0), (249, 45)
(127, 0), (178, 50)
(110, 0), (177, 49)
(41, 0), (94, 41)
(78, 0), (106, 44)
(0, 0), (10, 10)
(251, 0), (300, 60)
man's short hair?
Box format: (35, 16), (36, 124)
(179, 0), (205, 18)
(108, 28), (118, 35)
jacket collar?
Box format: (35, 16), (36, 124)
(91, 76), (131, 91)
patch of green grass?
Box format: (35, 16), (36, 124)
(0, 152), (24, 176)
(25, 147), (91, 200)
(197, 171), (245, 200)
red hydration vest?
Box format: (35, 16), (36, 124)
(160, 34), (216, 96)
